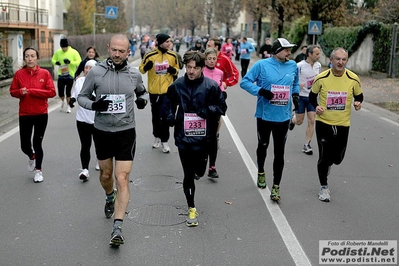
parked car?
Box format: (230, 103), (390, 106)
(246, 37), (257, 49)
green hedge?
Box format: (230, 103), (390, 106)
(0, 33), (13, 80)
(285, 19), (394, 73)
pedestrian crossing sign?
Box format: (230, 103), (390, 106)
(105, 6), (118, 19)
(308, 21), (322, 35)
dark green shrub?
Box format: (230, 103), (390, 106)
(0, 33), (14, 79)
(318, 20), (393, 72)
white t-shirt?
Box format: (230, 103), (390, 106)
(72, 77), (95, 124)
(297, 60), (322, 97)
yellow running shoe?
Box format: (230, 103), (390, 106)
(186, 207), (199, 227)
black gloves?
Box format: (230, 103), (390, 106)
(69, 97), (76, 108)
(91, 96), (112, 111)
(258, 88), (274, 100)
(63, 59), (71, 64)
(135, 98), (147, 109)
(222, 91), (227, 100)
(292, 93), (300, 111)
(143, 61), (153, 72)
(197, 108), (208, 119)
(166, 66), (177, 75)
(55, 61), (61, 66)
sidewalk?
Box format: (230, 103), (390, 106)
(1, 55), (399, 134)
(0, 54), (142, 134)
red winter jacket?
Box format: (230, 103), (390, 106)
(10, 66), (56, 116)
(216, 53), (239, 88)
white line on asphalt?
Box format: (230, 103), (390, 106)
(222, 114), (312, 266)
(380, 117), (399, 126)
(0, 103), (61, 144)
(0, 126), (18, 143)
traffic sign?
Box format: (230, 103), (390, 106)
(105, 6), (118, 19)
(308, 20), (322, 35)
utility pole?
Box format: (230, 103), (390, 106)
(132, 0), (135, 34)
(93, 13), (105, 46)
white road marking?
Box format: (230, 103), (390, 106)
(0, 127), (18, 143)
(380, 117), (399, 126)
(223, 114), (312, 266)
(0, 103), (61, 144)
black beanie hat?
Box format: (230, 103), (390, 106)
(156, 33), (170, 46)
(60, 38), (69, 48)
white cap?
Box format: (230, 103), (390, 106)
(85, 60), (97, 68)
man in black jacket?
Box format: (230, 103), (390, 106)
(259, 38), (272, 58)
(162, 51), (226, 227)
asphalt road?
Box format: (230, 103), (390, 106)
(0, 50), (398, 266)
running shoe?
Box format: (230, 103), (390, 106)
(28, 154), (35, 172)
(152, 138), (161, 149)
(95, 160), (100, 171)
(104, 189), (116, 218)
(207, 166), (219, 178)
(161, 142), (170, 153)
(79, 169), (89, 182)
(33, 169), (43, 183)
(186, 207), (198, 227)
(257, 172), (266, 189)
(109, 226), (125, 246)
(318, 185), (331, 202)
(270, 184), (280, 201)
(302, 143), (313, 155)
(66, 106), (71, 113)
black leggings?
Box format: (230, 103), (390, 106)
(178, 148), (208, 208)
(315, 121), (349, 186)
(240, 58), (250, 77)
(57, 78), (74, 98)
(256, 118), (289, 186)
(19, 114), (48, 170)
(76, 121), (94, 169)
(150, 94), (170, 142)
(208, 117), (220, 168)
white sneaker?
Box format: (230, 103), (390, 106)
(34, 170), (43, 183)
(60, 101), (65, 112)
(66, 106), (71, 113)
(28, 157), (35, 172)
(152, 138), (161, 149)
(79, 169), (89, 182)
(318, 185), (331, 202)
(161, 142), (170, 153)
(95, 160), (100, 171)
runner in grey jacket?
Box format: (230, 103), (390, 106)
(78, 58), (148, 132)
(77, 34), (148, 247)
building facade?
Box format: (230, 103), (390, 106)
(0, 0), (65, 65)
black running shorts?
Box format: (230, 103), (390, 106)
(93, 127), (136, 161)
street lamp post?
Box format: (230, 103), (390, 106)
(93, 13), (105, 46)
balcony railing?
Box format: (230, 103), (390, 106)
(0, 2), (48, 26)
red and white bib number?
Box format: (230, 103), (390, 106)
(184, 113), (206, 136)
(270, 84), (290, 106)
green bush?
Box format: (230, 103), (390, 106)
(286, 16), (309, 54)
(0, 33), (14, 79)
(318, 21), (393, 72)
